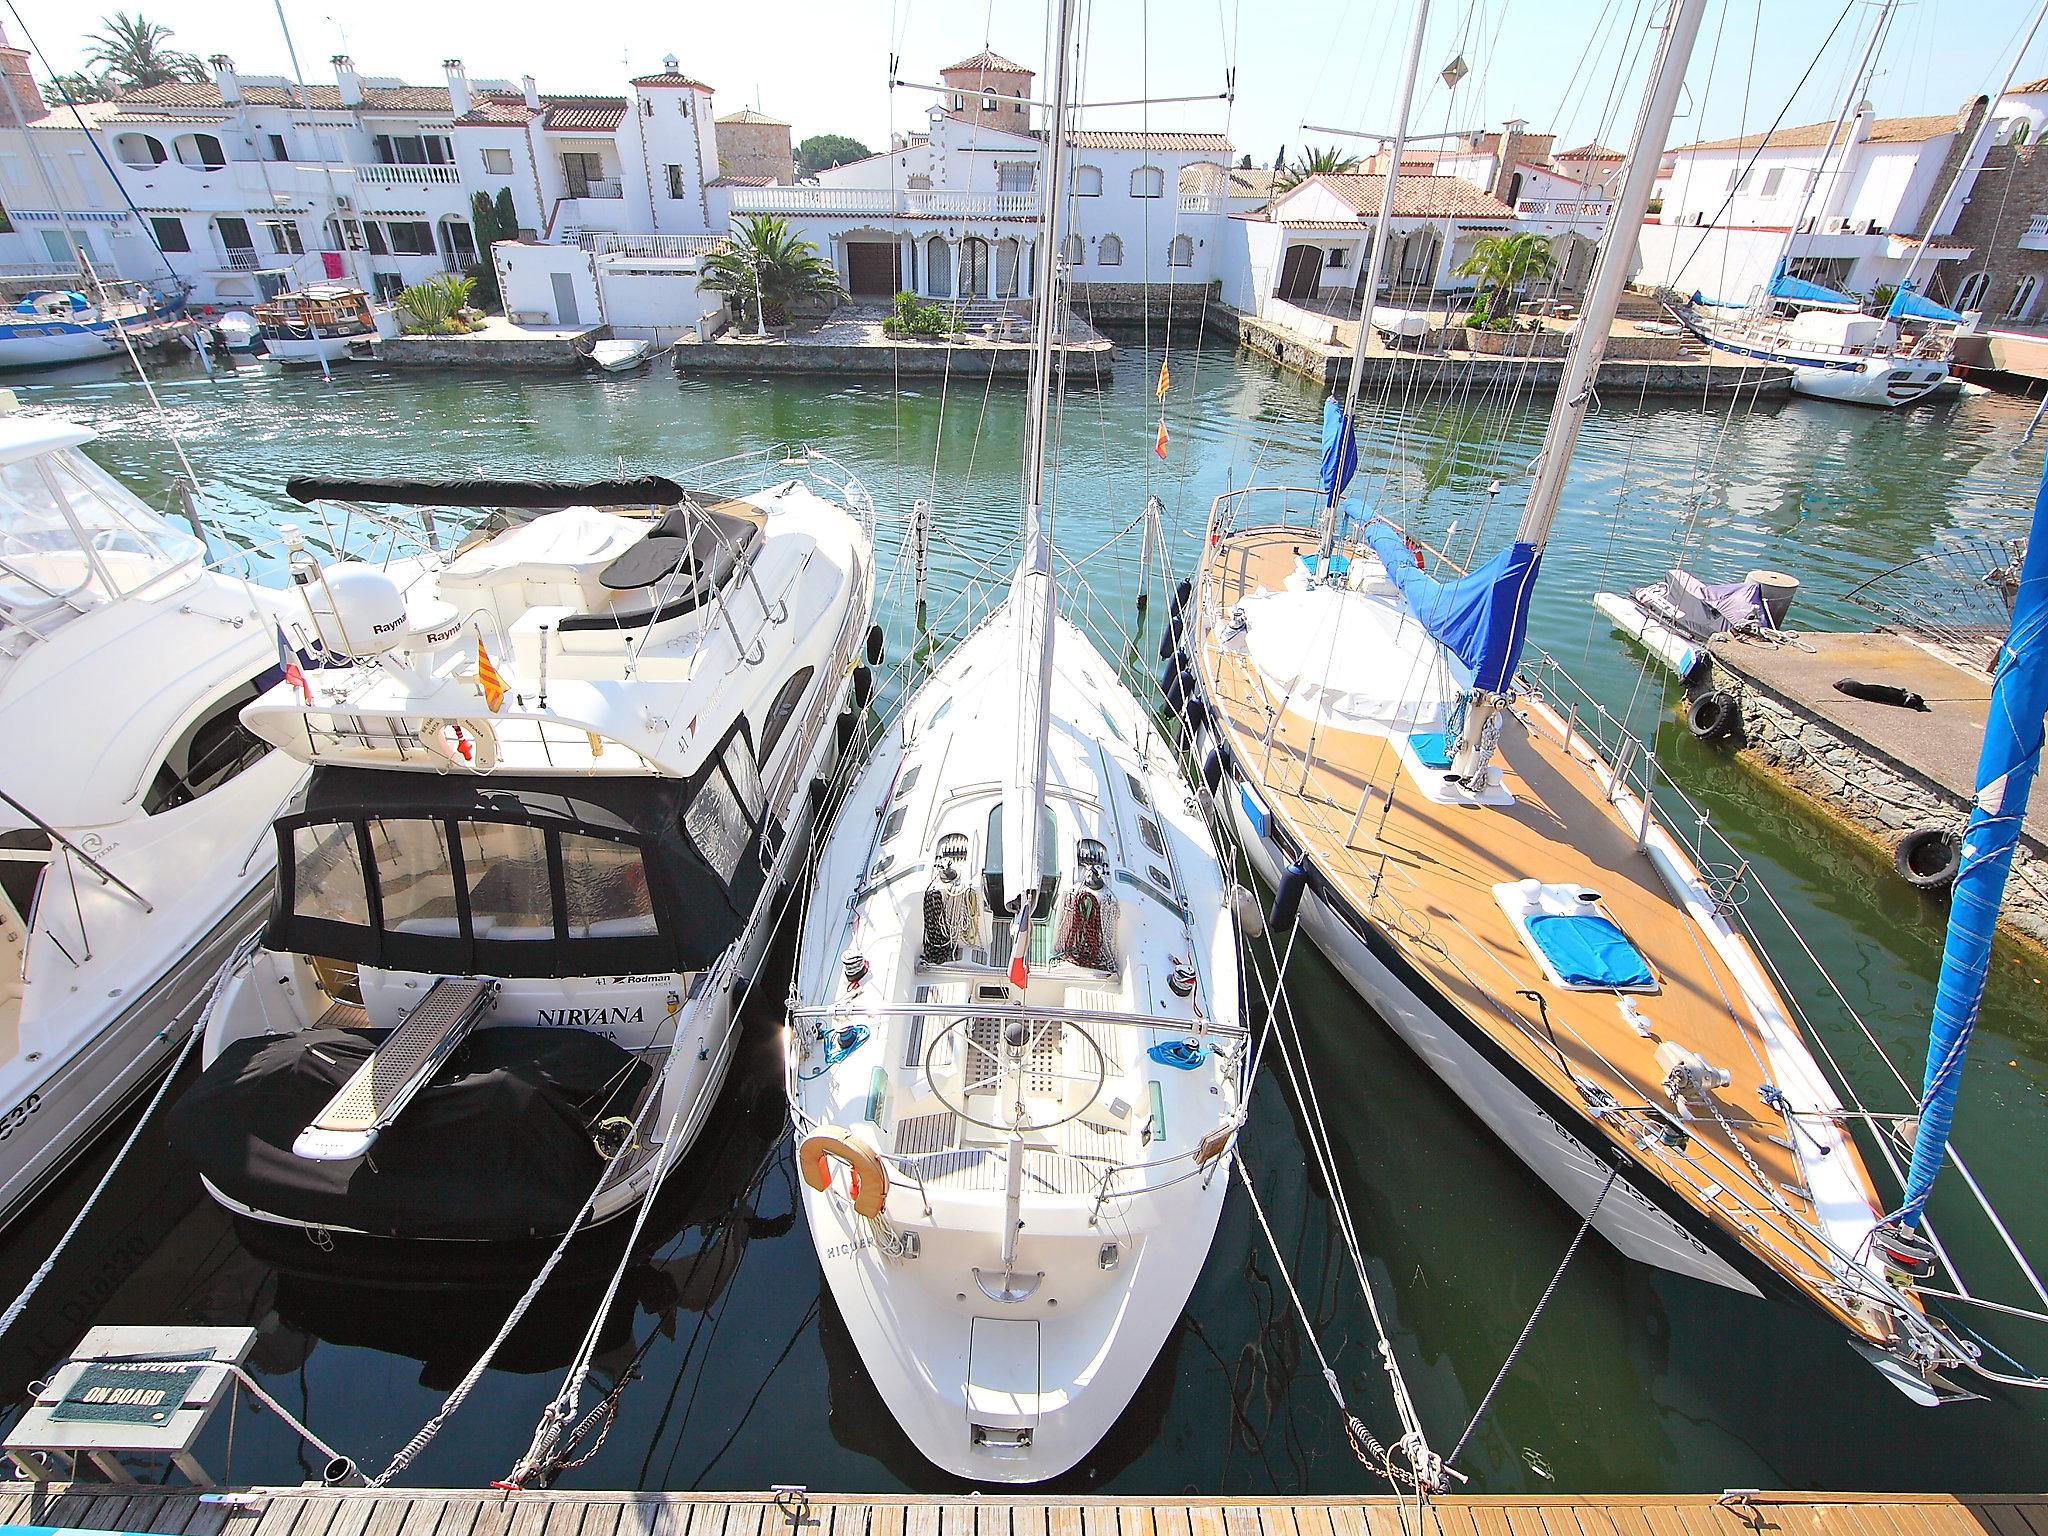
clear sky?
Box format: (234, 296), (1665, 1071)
(11, 0), (2044, 166)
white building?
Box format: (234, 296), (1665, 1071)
(1636, 99), (1986, 304)
(725, 50), (1234, 303)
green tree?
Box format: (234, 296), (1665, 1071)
(83, 12), (206, 91)
(699, 214), (844, 327)
(397, 273), (479, 335)
(1275, 144), (1362, 193)
(1237, 153), (1253, 170)
(795, 133), (870, 176)
(470, 190), (500, 247)
(494, 186), (518, 240)
(1453, 232), (1558, 327)
(43, 71), (112, 104)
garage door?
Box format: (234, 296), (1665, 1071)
(846, 242), (899, 299)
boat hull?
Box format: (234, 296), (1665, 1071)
(261, 333), (360, 365)
(1679, 317), (1948, 407)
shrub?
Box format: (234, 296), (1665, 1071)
(881, 290), (955, 338)
(398, 273), (484, 335)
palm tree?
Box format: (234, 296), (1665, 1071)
(83, 12), (206, 92)
(1274, 145), (1362, 193)
(43, 71), (112, 105)
(1453, 232), (1558, 326)
(700, 216), (845, 329)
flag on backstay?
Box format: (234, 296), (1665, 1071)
(477, 635), (508, 713)
(1156, 359), (1171, 398)
(274, 625), (310, 704)
(1154, 419), (1169, 459)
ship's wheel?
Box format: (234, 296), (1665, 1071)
(924, 1013), (1107, 1133)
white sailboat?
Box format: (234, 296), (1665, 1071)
(0, 409), (306, 1231)
(785, 0), (1246, 1482)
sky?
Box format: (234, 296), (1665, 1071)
(12, 0), (2047, 166)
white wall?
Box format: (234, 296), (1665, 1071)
(495, 239), (597, 324)
(595, 257), (719, 339)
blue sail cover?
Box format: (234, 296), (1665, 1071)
(1888, 282), (1966, 325)
(1767, 260), (1859, 311)
(1897, 462), (2048, 1227)
(1320, 396), (1359, 505)
(1364, 525), (1541, 694)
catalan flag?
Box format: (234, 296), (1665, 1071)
(1156, 359), (1171, 399)
(1154, 419), (1169, 460)
(477, 635), (507, 713)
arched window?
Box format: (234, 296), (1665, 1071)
(174, 133), (225, 169)
(1167, 233), (1194, 268)
(1130, 165), (1163, 198)
(1098, 233), (1123, 266)
(1074, 164), (1103, 196)
(1955, 270), (1989, 312)
(925, 235), (951, 297)
(113, 133), (166, 168)
(959, 236), (990, 298)
(2008, 273), (2041, 321)
(1063, 233), (1083, 267)
(995, 237), (1021, 298)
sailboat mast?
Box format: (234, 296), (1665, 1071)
(1511, 0), (1710, 553)
(1022, 0), (1081, 515)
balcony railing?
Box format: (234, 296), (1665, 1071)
(729, 186), (1040, 218)
(578, 232), (727, 259)
(1177, 193), (1222, 214)
(2021, 213), (2048, 251)
(352, 163), (462, 186)
(1515, 197), (1615, 221)
(584, 179), (625, 199)
(222, 249), (261, 271)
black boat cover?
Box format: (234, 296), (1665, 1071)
(284, 476), (687, 509)
(169, 1026), (650, 1240)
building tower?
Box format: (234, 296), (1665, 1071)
(938, 49), (1033, 132)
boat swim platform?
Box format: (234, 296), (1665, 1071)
(5, 1485), (2047, 1536)
(1698, 629), (2048, 947)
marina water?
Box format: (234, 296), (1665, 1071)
(2, 338), (2045, 1494)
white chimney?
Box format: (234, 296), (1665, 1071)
(333, 54), (363, 106)
(662, 53), (679, 75)
(209, 53), (241, 105)
(521, 74), (540, 111)
(443, 58), (471, 117)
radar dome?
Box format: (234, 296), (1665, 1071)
(304, 563), (410, 658)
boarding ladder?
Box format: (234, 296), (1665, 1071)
(293, 976), (498, 1161)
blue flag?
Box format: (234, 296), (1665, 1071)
(1320, 396), (1358, 506)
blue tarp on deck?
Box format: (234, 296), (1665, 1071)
(1888, 283), (1966, 324)
(1364, 524), (1541, 694)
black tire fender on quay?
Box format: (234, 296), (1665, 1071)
(1895, 826), (1962, 891)
(1686, 689), (1739, 742)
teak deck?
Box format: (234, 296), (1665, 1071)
(3, 1486), (2044, 1536)
(1195, 527), (1895, 1342)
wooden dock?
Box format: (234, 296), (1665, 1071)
(3, 1487), (2045, 1536)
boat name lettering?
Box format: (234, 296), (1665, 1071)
(536, 1005), (645, 1027)
(0, 1092), (40, 1140)
(599, 974), (670, 986)
(824, 1237), (873, 1259)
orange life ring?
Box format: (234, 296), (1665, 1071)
(799, 1126), (888, 1219)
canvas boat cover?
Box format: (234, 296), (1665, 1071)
(1237, 582), (1466, 733)
(1363, 524), (1541, 694)
(1632, 568), (1769, 642)
(1888, 284), (1967, 325)
(1526, 912), (1655, 990)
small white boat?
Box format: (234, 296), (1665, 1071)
(1372, 306), (1433, 340)
(255, 285), (377, 365)
(0, 286), (186, 371)
(591, 338), (654, 372)
(213, 311), (261, 351)
(0, 409), (307, 1232)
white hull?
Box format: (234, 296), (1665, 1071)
(592, 340), (654, 372)
(262, 333), (359, 365)
(1591, 591), (1702, 679)
(1789, 358), (1947, 407)
(0, 328), (123, 369)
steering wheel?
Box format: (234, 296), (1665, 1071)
(923, 1013), (1107, 1134)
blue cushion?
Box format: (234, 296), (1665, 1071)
(1297, 552), (1353, 580)
(1409, 731), (1453, 769)
(1526, 912), (1654, 989)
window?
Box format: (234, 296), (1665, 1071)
(1761, 166), (1784, 197)
(462, 821), (553, 941)
(267, 133), (289, 162)
(375, 134), (452, 166)
(949, 93), (964, 111)
(995, 237), (1020, 297)
(264, 219), (304, 255)
(367, 819), (460, 935)
(149, 216), (190, 254)
(142, 677), (266, 813)
(757, 666), (815, 765)
(387, 221), (434, 256)
(1062, 233), (1082, 267)
(2008, 273), (2041, 321)
(1955, 270), (1989, 311)
(562, 150), (605, 198)
(560, 833), (658, 938)
(291, 823), (370, 926)
(1097, 232), (1122, 266)
(959, 236), (990, 297)
(0, 830), (49, 934)
(216, 216), (253, 252)
(1131, 165), (1163, 198)
(482, 146), (514, 175)
(1074, 164), (1102, 196)
(1324, 245), (1345, 268)
(997, 161), (1035, 194)
(364, 220), (389, 256)
(175, 133), (225, 169)
(684, 728), (763, 882)
(113, 133), (166, 168)
(666, 163), (690, 199)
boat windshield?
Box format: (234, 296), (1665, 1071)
(0, 446), (202, 634)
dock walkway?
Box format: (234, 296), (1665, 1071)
(3, 1487), (2043, 1536)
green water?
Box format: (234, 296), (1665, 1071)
(2, 339), (2046, 1495)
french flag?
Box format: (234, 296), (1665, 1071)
(275, 625), (311, 704)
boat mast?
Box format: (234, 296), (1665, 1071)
(1450, 0), (1709, 780)
(1003, 0), (1081, 966)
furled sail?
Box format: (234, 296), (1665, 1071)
(1897, 465), (2048, 1227)
(1320, 396), (1360, 505)
(1887, 282), (1967, 326)
(1767, 260), (1860, 312)
(1363, 525), (1541, 694)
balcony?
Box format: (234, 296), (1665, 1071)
(1177, 193), (1222, 214)
(352, 163), (462, 187)
(1515, 197), (1615, 226)
(578, 232), (727, 259)
(2021, 213), (2048, 251)
(222, 249), (261, 271)
(728, 186), (1041, 219)
(580, 179), (624, 200)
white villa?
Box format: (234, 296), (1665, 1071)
(1636, 98), (1987, 304)
(728, 50), (1236, 303)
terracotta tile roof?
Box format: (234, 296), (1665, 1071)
(1671, 113), (1962, 153)
(1180, 163), (1278, 196)
(1557, 141), (1624, 161)
(708, 174), (773, 187)
(114, 80), (454, 112)
(1282, 172), (1516, 220)
(717, 108), (789, 126)
(541, 97), (628, 132)
(2011, 77), (2048, 94)
(1066, 130), (1233, 152)
(943, 49), (1031, 76)
(455, 96), (536, 126)
(630, 70), (713, 90)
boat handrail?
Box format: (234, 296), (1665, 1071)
(789, 998), (1252, 1040)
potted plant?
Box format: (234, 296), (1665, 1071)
(1454, 233), (1566, 354)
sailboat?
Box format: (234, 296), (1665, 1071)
(785, 0), (1246, 1482)
(1177, 0), (1994, 1403)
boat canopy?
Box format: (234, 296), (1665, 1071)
(1363, 524), (1541, 695)
(16, 291), (89, 314)
(1768, 263), (1860, 312)
(285, 476), (688, 509)
(1887, 283), (1966, 325)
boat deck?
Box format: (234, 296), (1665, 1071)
(1196, 527), (1892, 1342)
(4, 1485), (2043, 1536)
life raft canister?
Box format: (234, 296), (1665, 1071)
(799, 1125), (888, 1219)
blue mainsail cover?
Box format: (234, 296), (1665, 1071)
(1320, 396), (1359, 505)
(1897, 460), (2048, 1227)
(1364, 524), (1541, 694)
(1887, 282), (1966, 325)
(1767, 260), (1859, 311)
